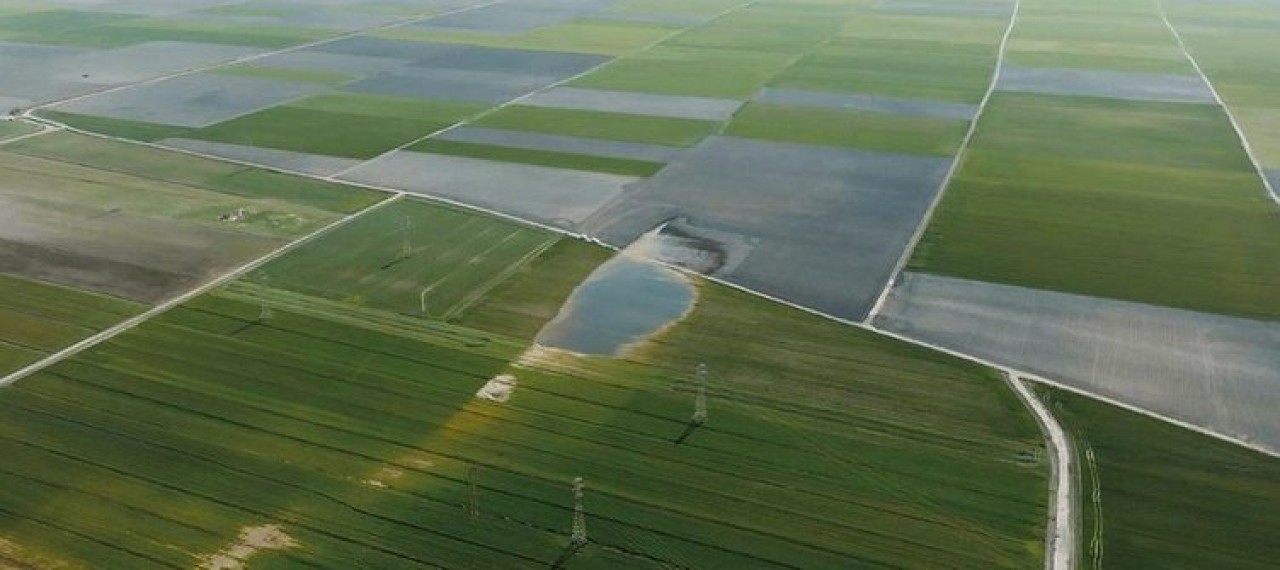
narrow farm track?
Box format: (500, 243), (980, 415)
(0, 194), (405, 388)
(1156, 0), (1279, 206)
(864, 0), (1024, 322)
(1007, 375), (1076, 570)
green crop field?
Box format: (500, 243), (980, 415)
(571, 46), (796, 99)
(245, 198), (558, 319)
(1038, 386), (1280, 569)
(454, 239), (613, 339)
(666, 7), (840, 54)
(375, 19), (681, 56)
(7, 132), (384, 214)
(0, 273), (142, 375)
(0, 231), (1049, 568)
(724, 102), (969, 155)
(410, 139), (666, 176)
(5, 0), (1278, 568)
(38, 111), (190, 142)
(1005, 4), (1192, 75)
(188, 93), (488, 160)
(473, 105), (721, 147)
(770, 38), (1001, 103)
(0, 120), (39, 141)
(910, 92), (1280, 320)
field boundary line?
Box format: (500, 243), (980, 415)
(0, 195), (405, 388)
(1156, 0), (1279, 206)
(863, 0), (1023, 322)
(1008, 374), (1077, 570)
(20, 0), (510, 116)
(325, 0), (762, 181)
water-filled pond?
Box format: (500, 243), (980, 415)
(535, 251), (694, 356)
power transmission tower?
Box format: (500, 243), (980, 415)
(570, 477), (588, 547)
(467, 463), (480, 520)
(258, 277), (272, 322)
(692, 385), (707, 426)
(691, 362), (709, 425)
(401, 219), (413, 259)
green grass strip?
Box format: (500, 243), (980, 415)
(411, 139), (666, 176)
(725, 103), (969, 156)
(475, 105), (720, 147)
(38, 111), (189, 142)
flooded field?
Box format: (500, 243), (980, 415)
(878, 272), (1280, 453)
(535, 235), (694, 356)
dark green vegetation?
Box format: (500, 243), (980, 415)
(571, 46), (796, 99)
(246, 198), (557, 319)
(0, 273), (141, 375)
(771, 38), (999, 103)
(1038, 386), (1280, 569)
(410, 139), (666, 177)
(473, 106), (720, 147)
(455, 240), (612, 339)
(8, 132), (384, 214)
(39, 111), (189, 142)
(724, 103), (969, 156)
(0, 195), (1049, 567)
(911, 92), (1280, 319)
(188, 93), (487, 159)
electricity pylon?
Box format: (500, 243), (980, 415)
(570, 477), (587, 547)
(691, 362), (709, 425)
(467, 463), (480, 520)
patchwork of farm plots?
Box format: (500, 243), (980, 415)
(1038, 386), (1280, 570)
(882, 0), (1280, 455)
(3, 0), (1279, 568)
(14, 0), (1019, 320)
(0, 195), (1050, 568)
(910, 0), (1280, 320)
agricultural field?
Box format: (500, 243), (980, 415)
(0, 131), (383, 302)
(1037, 386), (1280, 569)
(0, 273), (142, 376)
(244, 198), (558, 320)
(0, 209), (1050, 568)
(1167, 0), (1280, 193)
(0, 120), (40, 142)
(12, 0), (1021, 321)
(909, 0), (1280, 320)
(3, 0), (1280, 568)
(883, 0), (1280, 456)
